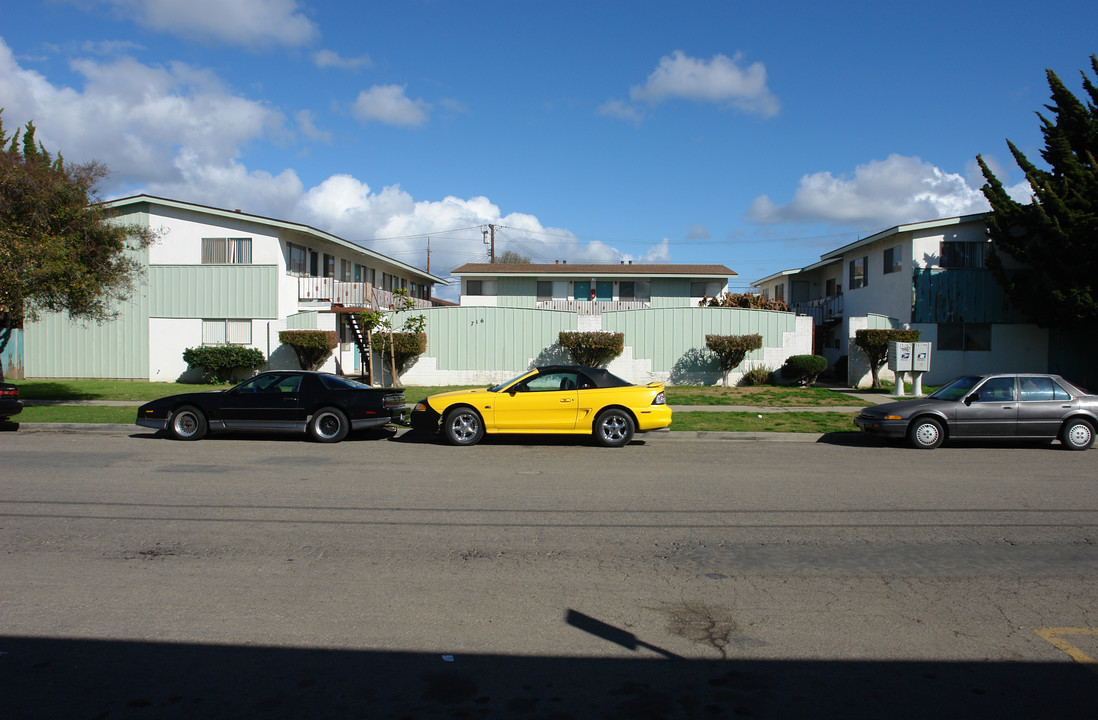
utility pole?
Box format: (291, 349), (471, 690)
(489, 224), (496, 263)
(426, 237), (431, 274)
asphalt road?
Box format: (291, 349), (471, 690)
(2, 427), (1097, 718)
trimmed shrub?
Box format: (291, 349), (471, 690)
(182, 345), (265, 383)
(558, 331), (624, 367)
(740, 365), (775, 386)
(705, 333), (763, 387)
(371, 332), (427, 375)
(279, 330), (338, 371)
(853, 329), (921, 387)
(780, 355), (828, 386)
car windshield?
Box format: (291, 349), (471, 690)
(929, 375), (984, 401)
(488, 371), (534, 393)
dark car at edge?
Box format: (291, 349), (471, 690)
(854, 373), (1097, 450)
(136, 371), (407, 443)
(1, 381), (23, 425)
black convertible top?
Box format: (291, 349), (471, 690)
(533, 365), (633, 388)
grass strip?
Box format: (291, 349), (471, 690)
(670, 411), (859, 434)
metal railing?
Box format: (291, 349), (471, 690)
(792, 294), (844, 325)
(297, 278), (432, 309)
(535, 299), (651, 315)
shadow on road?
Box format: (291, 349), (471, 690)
(3, 630), (1094, 719)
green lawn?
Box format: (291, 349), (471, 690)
(9, 378), (869, 433)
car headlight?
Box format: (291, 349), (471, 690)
(413, 401), (428, 412)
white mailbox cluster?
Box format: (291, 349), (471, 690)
(887, 341), (932, 396)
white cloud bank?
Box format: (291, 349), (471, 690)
(94, 0), (320, 48)
(0, 37), (666, 290)
(603, 50), (780, 122)
(747, 154), (1000, 230)
(351, 84), (431, 127)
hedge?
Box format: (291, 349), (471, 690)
(182, 345), (266, 383)
(279, 330), (339, 371)
(780, 354), (828, 386)
(558, 331), (625, 367)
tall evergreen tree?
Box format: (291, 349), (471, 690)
(977, 55), (1098, 330)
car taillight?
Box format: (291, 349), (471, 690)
(0, 388), (18, 398)
(383, 393), (405, 407)
(652, 391), (665, 405)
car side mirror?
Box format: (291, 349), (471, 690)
(965, 393), (978, 405)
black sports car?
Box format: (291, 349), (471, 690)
(1, 382), (23, 423)
(136, 371), (407, 442)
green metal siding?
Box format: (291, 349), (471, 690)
(495, 277), (535, 307)
(603, 307), (795, 372)
(24, 250), (151, 379)
(649, 278), (691, 308)
(286, 311), (319, 330)
(420, 307), (577, 371)
(148, 265), (279, 318)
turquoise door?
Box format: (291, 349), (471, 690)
(596, 281), (613, 301)
(574, 281), (590, 300)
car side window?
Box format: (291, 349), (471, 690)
(973, 377), (1016, 402)
(1020, 377), (1057, 402)
(522, 373), (578, 392)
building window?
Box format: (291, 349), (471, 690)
(940, 241), (988, 269)
(309, 251), (319, 276)
(774, 283), (785, 303)
(202, 319), (252, 345)
(690, 280), (722, 297)
(938, 323), (991, 351)
(536, 281), (553, 301)
(621, 280), (650, 301)
(849, 256), (868, 289)
(467, 279), (484, 296)
(202, 237), (251, 264)
(825, 278), (839, 296)
(288, 243), (307, 276)
(323, 253), (335, 278)
(340, 258), (353, 282)
(884, 245), (901, 274)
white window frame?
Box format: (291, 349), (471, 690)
(202, 319), (253, 346)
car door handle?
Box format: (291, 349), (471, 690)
(560, 398), (575, 403)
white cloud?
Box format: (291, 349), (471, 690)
(597, 98), (644, 124)
(351, 84), (430, 126)
(95, 0), (319, 48)
(0, 37), (663, 287)
(630, 50), (780, 117)
(746, 154), (992, 230)
(313, 49), (373, 71)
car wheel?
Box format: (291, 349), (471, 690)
(594, 408), (635, 448)
(309, 407), (349, 443)
(1060, 418), (1095, 451)
(908, 417), (943, 450)
(443, 407), (484, 446)
(169, 405), (207, 441)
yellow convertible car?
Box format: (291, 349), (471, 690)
(410, 365), (672, 447)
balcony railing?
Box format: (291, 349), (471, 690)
(792, 294), (844, 325)
(535, 299), (651, 315)
(298, 277), (432, 310)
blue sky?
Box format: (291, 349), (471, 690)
(2, 1), (1095, 299)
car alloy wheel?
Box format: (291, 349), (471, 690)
(170, 405), (207, 441)
(909, 417), (943, 450)
(309, 407), (349, 443)
(443, 407), (484, 446)
(1061, 419), (1095, 451)
(594, 409), (635, 448)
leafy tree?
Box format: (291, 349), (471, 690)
(279, 330), (338, 371)
(497, 250), (532, 263)
(363, 288), (427, 384)
(853, 329), (921, 388)
(704, 334), (763, 387)
(558, 331), (624, 367)
(0, 111), (156, 379)
(977, 54), (1098, 330)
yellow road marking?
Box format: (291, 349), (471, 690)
(1034, 628), (1098, 674)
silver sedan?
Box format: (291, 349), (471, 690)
(854, 373), (1097, 450)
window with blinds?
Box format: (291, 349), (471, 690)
(202, 320), (253, 345)
(202, 237), (252, 264)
